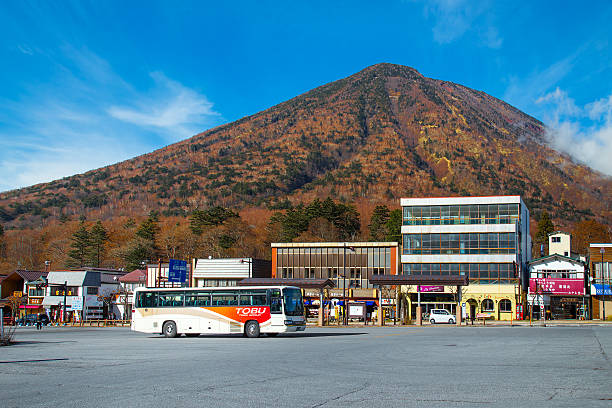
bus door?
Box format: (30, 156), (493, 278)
(269, 289), (284, 327)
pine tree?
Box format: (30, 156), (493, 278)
(385, 209), (402, 244)
(66, 222), (91, 268)
(88, 221), (108, 267)
(535, 211), (555, 256)
(369, 205), (390, 241)
(136, 214), (159, 242)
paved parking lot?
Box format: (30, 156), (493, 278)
(1, 325), (612, 407)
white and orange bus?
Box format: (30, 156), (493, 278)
(131, 286), (305, 338)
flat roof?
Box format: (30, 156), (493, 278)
(238, 278), (336, 289)
(369, 274), (469, 286)
(271, 242), (398, 248)
(590, 243), (612, 248)
(400, 196), (522, 207)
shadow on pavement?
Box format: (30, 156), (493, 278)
(147, 332), (368, 339)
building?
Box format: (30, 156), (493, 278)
(400, 196), (531, 320)
(146, 262), (191, 287)
(271, 242), (400, 318)
(191, 257), (271, 287)
(589, 243), (612, 320)
(42, 269), (126, 321)
(116, 269), (147, 320)
(528, 254), (587, 319)
(0, 270), (47, 319)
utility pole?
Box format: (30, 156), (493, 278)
(601, 248), (606, 321)
(343, 243), (347, 326)
(63, 281), (67, 323)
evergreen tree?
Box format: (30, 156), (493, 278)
(88, 221), (108, 267)
(535, 211), (555, 256)
(369, 205), (391, 241)
(66, 222), (91, 268)
(385, 209), (402, 244)
(136, 213), (160, 242)
(124, 238), (157, 272)
(189, 207), (239, 235)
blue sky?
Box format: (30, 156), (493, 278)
(1, 1), (611, 191)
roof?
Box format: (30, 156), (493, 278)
(238, 278), (336, 289)
(548, 231), (570, 237)
(119, 269), (147, 283)
(16, 270), (48, 282)
(529, 253), (585, 266)
(369, 274), (469, 286)
(271, 242), (398, 248)
(590, 243), (612, 248)
(47, 271), (100, 286)
(400, 196), (522, 207)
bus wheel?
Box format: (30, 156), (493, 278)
(163, 321), (177, 338)
(245, 321), (260, 338)
(267, 333), (279, 337)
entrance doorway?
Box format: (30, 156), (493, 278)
(467, 299), (477, 320)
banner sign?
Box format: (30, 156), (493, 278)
(529, 278), (584, 295)
(592, 284), (612, 296)
(418, 285), (444, 293)
(69, 297), (83, 311)
(168, 259), (188, 283)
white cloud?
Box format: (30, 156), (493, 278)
(422, 0), (502, 48)
(537, 89), (612, 176)
(108, 72), (219, 139)
(0, 47), (221, 192)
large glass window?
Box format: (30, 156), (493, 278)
(499, 299), (512, 312)
(239, 290), (267, 306)
(212, 293), (238, 306)
(283, 288), (304, 316)
(482, 299), (494, 311)
(402, 203), (520, 225)
(401, 263), (515, 283)
(403, 233), (516, 255)
(185, 292), (211, 307)
(136, 291), (156, 308)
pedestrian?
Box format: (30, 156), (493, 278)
(36, 314), (43, 330)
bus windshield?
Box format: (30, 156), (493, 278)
(283, 288), (304, 316)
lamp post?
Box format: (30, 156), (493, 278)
(601, 247), (606, 321)
(240, 258), (253, 278)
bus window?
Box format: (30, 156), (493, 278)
(212, 294), (238, 306)
(137, 292), (156, 308)
(158, 292), (184, 307)
(239, 290), (267, 306)
(185, 292), (211, 307)
(283, 288), (304, 316)
(269, 289), (282, 314)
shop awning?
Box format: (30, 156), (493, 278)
(369, 274), (469, 286)
(237, 278), (335, 289)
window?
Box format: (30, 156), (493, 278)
(136, 292), (156, 308)
(499, 299), (512, 312)
(269, 289), (282, 314)
(212, 293), (238, 306)
(28, 287), (45, 297)
(481, 299), (494, 312)
(185, 292), (211, 307)
(158, 292), (184, 307)
(87, 287), (98, 295)
(282, 268), (293, 279)
(239, 290), (267, 306)
(551, 237), (561, 243)
(305, 268), (316, 279)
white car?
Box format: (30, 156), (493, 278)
(429, 309), (455, 324)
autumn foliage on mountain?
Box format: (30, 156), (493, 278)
(0, 63), (610, 273)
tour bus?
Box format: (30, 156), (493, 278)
(131, 286), (305, 338)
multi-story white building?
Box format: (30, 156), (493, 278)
(400, 196), (531, 321)
(548, 231), (572, 257)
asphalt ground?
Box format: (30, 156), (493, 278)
(1, 325), (612, 408)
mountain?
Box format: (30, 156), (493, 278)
(1, 63), (611, 229)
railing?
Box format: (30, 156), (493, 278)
(51, 320), (131, 327)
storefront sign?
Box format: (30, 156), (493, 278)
(69, 297), (83, 311)
(418, 286), (444, 293)
(592, 284), (612, 296)
(28, 298), (43, 305)
(558, 298), (581, 303)
(13, 291), (23, 297)
(348, 303), (366, 319)
(529, 278), (584, 295)
(329, 289), (345, 298)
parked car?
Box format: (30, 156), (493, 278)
(429, 309), (455, 324)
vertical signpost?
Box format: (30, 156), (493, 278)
(168, 259), (188, 285)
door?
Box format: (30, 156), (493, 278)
(269, 289), (284, 327)
(470, 304), (476, 320)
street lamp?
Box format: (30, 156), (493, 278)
(343, 243), (356, 325)
(601, 247), (606, 321)
(240, 258), (253, 278)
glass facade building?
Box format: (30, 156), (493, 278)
(272, 243), (399, 289)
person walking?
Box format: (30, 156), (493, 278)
(36, 314), (43, 330)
